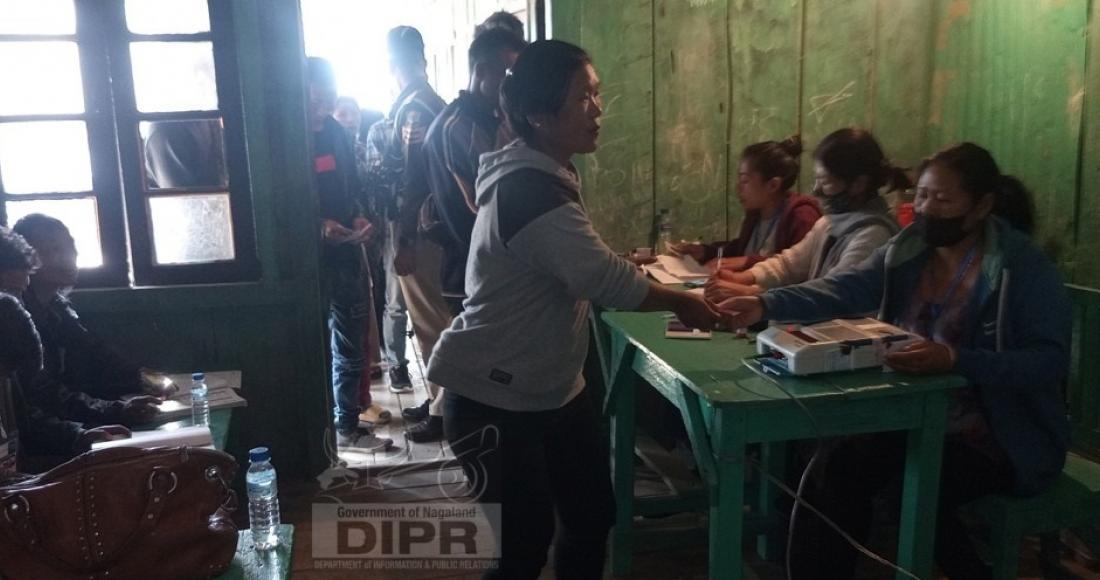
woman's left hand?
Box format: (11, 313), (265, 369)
(884, 341), (955, 374)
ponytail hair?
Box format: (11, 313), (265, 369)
(814, 128), (910, 194)
(993, 175), (1035, 235)
(741, 135), (802, 192)
(920, 142), (1035, 234)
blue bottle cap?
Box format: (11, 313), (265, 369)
(249, 447), (270, 462)
(192, 372), (205, 381)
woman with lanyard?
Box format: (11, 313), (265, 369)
(670, 136), (821, 270)
(719, 142), (1070, 579)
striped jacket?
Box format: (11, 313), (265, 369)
(423, 91), (503, 297)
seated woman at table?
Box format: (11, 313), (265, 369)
(720, 142), (1070, 579)
(705, 128), (905, 302)
(426, 40), (723, 580)
(12, 215), (168, 429)
(0, 228), (129, 475)
(670, 136), (821, 269)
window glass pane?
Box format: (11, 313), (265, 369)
(0, 121), (92, 194)
(139, 119), (227, 189)
(125, 0), (210, 34)
(0, 42), (84, 115)
(0, 0), (75, 35)
(148, 194), (234, 264)
(5, 197), (103, 268)
(130, 42), (217, 112)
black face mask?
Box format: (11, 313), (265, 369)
(813, 187), (860, 215)
(914, 214), (970, 247)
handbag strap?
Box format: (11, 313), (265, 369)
(2, 466), (179, 576)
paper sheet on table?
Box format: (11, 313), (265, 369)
(655, 255), (711, 278)
(92, 425), (213, 450)
(642, 264), (684, 285)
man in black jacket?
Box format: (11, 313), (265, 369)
(410, 28), (525, 442)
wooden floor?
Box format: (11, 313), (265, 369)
(336, 336), (455, 469)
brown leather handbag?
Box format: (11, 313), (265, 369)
(0, 446), (239, 580)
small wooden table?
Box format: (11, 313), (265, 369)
(215, 524), (295, 580)
(600, 311), (965, 580)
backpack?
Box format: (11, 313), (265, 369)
(362, 117), (403, 220)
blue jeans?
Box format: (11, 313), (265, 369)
(325, 267), (368, 434)
(382, 222), (408, 368)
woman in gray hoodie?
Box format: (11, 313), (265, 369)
(427, 40), (721, 579)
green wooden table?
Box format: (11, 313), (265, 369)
(600, 311), (965, 580)
(215, 524), (295, 580)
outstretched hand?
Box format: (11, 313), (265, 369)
(716, 296), (765, 329)
(673, 293), (723, 331)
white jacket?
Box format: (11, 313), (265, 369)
(748, 196), (898, 289)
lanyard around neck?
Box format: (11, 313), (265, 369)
(922, 241), (979, 337)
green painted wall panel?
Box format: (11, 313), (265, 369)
(797, 0), (876, 187)
(871, 0), (935, 170)
(553, 0), (1096, 287)
(653, 0), (730, 243)
(1075, 0), (1100, 286)
(728, 0), (803, 230)
(555, 0), (656, 252)
(929, 0), (1087, 268)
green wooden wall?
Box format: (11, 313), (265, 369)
(554, 0), (1100, 286)
(70, 0), (331, 481)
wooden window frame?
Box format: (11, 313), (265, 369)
(0, 0), (259, 288)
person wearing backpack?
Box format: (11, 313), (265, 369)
(377, 26), (452, 435)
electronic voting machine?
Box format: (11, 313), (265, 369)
(755, 318), (922, 376)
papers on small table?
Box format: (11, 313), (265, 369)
(155, 371), (246, 420)
(91, 425), (213, 450)
(643, 255), (711, 285)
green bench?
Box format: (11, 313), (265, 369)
(965, 284), (1100, 578)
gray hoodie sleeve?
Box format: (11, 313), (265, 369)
(507, 201), (650, 310)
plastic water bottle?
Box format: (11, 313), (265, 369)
(190, 372), (209, 427)
(246, 447), (281, 550)
(657, 209), (673, 251)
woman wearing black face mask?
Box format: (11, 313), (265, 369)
(706, 128), (907, 302)
(719, 142), (1070, 579)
